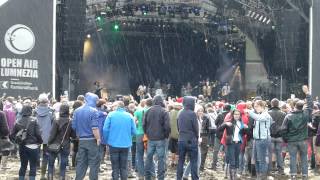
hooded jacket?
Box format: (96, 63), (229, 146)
(12, 105), (43, 145)
(143, 96), (170, 141)
(35, 103), (54, 144)
(48, 104), (76, 150)
(72, 92), (99, 139)
(177, 96), (199, 143)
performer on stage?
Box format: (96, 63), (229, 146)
(221, 83), (231, 102)
(94, 81), (102, 98)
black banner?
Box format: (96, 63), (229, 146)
(0, 0), (55, 98)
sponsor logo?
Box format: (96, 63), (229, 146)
(0, 81), (9, 89)
(4, 24), (35, 55)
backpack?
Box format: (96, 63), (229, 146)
(269, 110), (285, 138)
(270, 121), (282, 138)
(15, 121), (31, 145)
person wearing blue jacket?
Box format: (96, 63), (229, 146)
(103, 101), (137, 180)
(96, 99), (108, 164)
(248, 100), (272, 180)
(72, 92), (101, 180)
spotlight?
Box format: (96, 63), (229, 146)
(86, 34), (91, 39)
(250, 12), (256, 18)
(246, 10), (252, 16)
(263, 17), (267, 23)
(266, 19), (271, 24)
(205, 39), (208, 43)
(259, 16), (264, 21)
(96, 16), (102, 21)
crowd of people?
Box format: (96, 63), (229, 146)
(0, 85), (319, 180)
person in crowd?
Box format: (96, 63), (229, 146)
(12, 105), (43, 180)
(182, 104), (205, 179)
(176, 96), (199, 180)
(236, 102), (249, 177)
(127, 102), (137, 177)
(134, 98), (152, 179)
(0, 100), (10, 169)
(248, 100), (272, 180)
(268, 98), (286, 175)
(206, 107), (218, 148)
(3, 97), (16, 135)
(4, 97), (18, 158)
(197, 106), (210, 171)
(47, 104), (75, 180)
(103, 101), (137, 180)
(218, 109), (247, 180)
(211, 104), (232, 170)
(15, 100), (23, 123)
(70, 100), (83, 169)
(168, 102), (182, 168)
(35, 93), (54, 180)
(143, 95), (171, 180)
(72, 92), (101, 180)
(281, 85), (312, 180)
(77, 95), (85, 103)
(312, 103), (320, 175)
(96, 99), (108, 167)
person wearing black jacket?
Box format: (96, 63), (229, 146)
(268, 98), (286, 175)
(210, 104), (231, 170)
(0, 103), (10, 168)
(143, 95), (170, 180)
(12, 105), (43, 180)
(217, 109), (247, 180)
(176, 96), (199, 180)
(48, 104), (76, 180)
(312, 104), (320, 175)
(198, 106), (210, 171)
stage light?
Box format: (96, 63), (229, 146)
(266, 19), (271, 24)
(259, 16), (264, 21)
(205, 39), (208, 43)
(86, 34), (91, 39)
(250, 12), (256, 18)
(96, 16), (101, 21)
(246, 10), (252, 16)
(113, 24), (119, 31)
(263, 17), (267, 23)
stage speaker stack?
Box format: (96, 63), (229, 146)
(56, 0), (86, 99)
